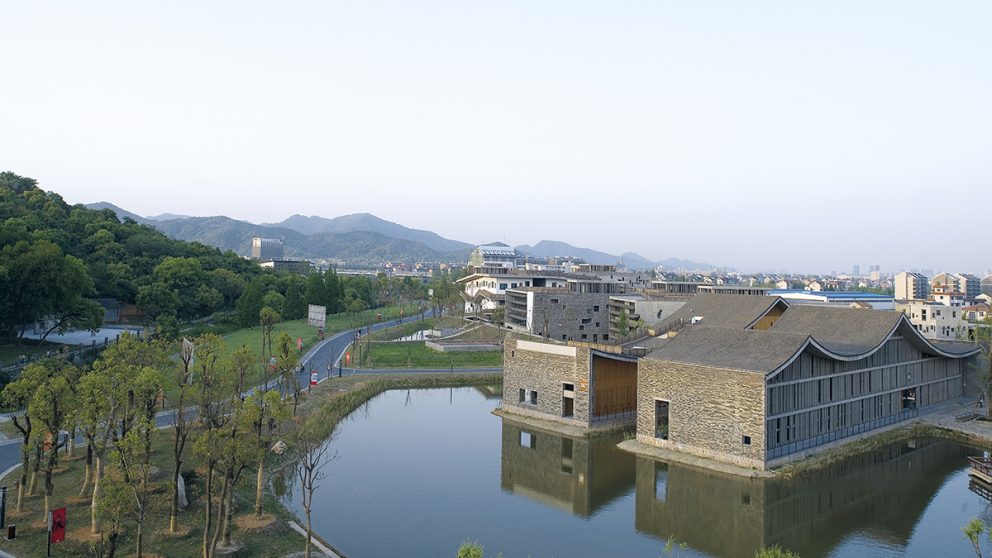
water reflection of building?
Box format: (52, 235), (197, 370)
(500, 419), (634, 517)
(635, 438), (972, 558)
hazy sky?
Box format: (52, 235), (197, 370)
(2, 1), (989, 274)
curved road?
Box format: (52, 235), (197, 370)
(0, 311), (502, 476)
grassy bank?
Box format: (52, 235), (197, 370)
(0, 339), (67, 366)
(353, 341), (502, 369)
(298, 372), (503, 439)
(367, 316), (465, 341)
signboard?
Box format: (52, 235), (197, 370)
(297, 337), (303, 351)
(579, 378), (589, 392)
(49, 507), (66, 544)
(269, 356), (277, 369)
(345, 351), (351, 365)
(307, 304), (327, 328)
(310, 372), (318, 386)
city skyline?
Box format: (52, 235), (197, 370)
(2, 1), (989, 273)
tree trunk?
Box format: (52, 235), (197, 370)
(28, 444), (41, 496)
(209, 474), (230, 558)
(105, 531), (118, 558)
(135, 513), (143, 558)
(305, 506), (312, 558)
(67, 428), (75, 458)
(254, 459), (265, 517)
(16, 441), (28, 511)
(79, 443), (93, 497)
(91, 454), (103, 534)
(202, 465), (214, 558)
(222, 469), (235, 547)
(170, 452), (182, 533)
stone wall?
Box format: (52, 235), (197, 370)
(636, 358), (766, 470)
(503, 336), (593, 426)
(530, 292), (612, 342)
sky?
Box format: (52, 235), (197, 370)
(1, 1), (989, 274)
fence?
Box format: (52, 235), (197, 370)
(0, 334), (133, 381)
(766, 408), (919, 461)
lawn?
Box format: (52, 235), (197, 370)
(0, 339), (67, 367)
(354, 341), (502, 369)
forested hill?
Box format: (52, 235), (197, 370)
(0, 172), (263, 340)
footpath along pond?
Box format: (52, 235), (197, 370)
(276, 387), (992, 558)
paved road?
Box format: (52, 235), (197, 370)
(0, 311), (501, 476)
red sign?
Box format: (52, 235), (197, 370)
(49, 507), (66, 543)
(297, 337), (303, 350)
(345, 351), (351, 365)
(310, 372), (318, 386)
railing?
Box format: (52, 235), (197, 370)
(969, 456), (992, 478)
(766, 408), (919, 461)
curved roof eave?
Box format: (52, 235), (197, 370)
(742, 297), (791, 330)
(766, 314), (981, 380)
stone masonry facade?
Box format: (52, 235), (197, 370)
(637, 359), (767, 470)
(503, 336), (593, 427)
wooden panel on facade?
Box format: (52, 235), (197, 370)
(593, 355), (637, 417)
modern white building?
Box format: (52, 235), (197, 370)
(896, 301), (974, 341)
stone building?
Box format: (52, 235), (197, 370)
(501, 336), (638, 429)
(505, 289), (612, 342)
(635, 294), (980, 470)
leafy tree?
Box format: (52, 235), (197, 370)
(136, 281), (180, 323)
(283, 276), (307, 319)
(262, 291), (286, 317)
(28, 371), (76, 521)
(248, 390), (288, 518)
(260, 306), (282, 364)
(0, 239), (103, 342)
(236, 278), (266, 327)
(1, 362), (54, 511)
(110, 414), (158, 558)
(76, 368), (120, 534)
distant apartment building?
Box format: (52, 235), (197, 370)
(896, 301), (974, 341)
(457, 271), (569, 315)
(468, 245), (520, 271)
(894, 271), (930, 301)
(954, 273), (982, 301)
(983, 275), (992, 296)
(931, 273), (966, 307)
(251, 237), (284, 261)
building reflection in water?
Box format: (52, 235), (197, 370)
(500, 417), (974, 557)
(500, 419), (634, 517)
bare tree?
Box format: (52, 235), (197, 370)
(293, 424), (336, 558)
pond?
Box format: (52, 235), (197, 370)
(276, 387), (992, 558)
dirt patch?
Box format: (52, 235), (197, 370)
(65, 495), (90, 505)
(69, 526), (102, 541)
(236, 513), (286, 535)
(159, 524), (192, 538)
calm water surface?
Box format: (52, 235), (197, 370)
(276, 387), (992, 558)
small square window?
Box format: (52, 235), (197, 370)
(742, 435), (751, 446)
(593, 305), (600, 312)
(530, 390), (538, 405)
(563, 383), (574, 391)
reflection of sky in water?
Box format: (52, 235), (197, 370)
(278, 387), (991, 558)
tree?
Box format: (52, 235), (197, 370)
(283, 276), (307, 319)
(166, 337), (195, 533)
(235, 278), (266, 328)
(136, 281), (180, 323)
(0, 239), (103, 342)
(1, 362), (53, 511)
(93, 469), (131, 558)
(260, 306), (282, 372)
(248, 391), (288, 518)
(190, 334), (233, 558)
(293, 422), (335, 558)
(76, 368), (120, 534)
(275, 332), (302, 415)
(28, 372), (76, 521)
(110, 413), (158, 558)
(964, 518), (986, 558)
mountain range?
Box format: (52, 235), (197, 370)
(86, 202), (715, 270)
